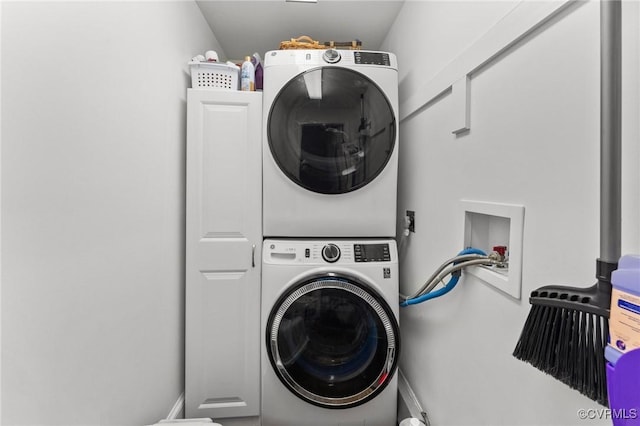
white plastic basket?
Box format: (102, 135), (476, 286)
(189, 61), (239, 90)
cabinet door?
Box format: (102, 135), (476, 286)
(185, 90), (262, 419)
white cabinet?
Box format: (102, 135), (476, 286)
(185, 89), (262, 420)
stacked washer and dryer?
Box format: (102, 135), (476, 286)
(261, 49), (401, 426)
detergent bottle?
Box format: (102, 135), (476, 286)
(252, 53), (263, 91)
(241, 56), (255, 91)
(606, 254), (640, 362)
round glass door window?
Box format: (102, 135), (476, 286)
(265, 274), (400, 408)
(268, 67), (396, 194)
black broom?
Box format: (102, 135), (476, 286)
(512, 0), (622, 406)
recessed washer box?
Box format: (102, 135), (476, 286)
(461, 200), (525, 299)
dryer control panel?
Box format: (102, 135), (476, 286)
(264, 49), (398, 70)
(264, 239), (396, 265)
(354, 51), (391, 66)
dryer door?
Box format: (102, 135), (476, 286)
(267, 67), (396, 194)
(265, 274), (400, 409)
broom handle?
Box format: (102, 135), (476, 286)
(600, 0), (622, 265)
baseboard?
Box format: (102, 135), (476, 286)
(167, 392), (185, 420)
(397, 369), (429, 425)
(173, 374), (421, 424)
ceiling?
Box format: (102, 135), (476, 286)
(196, 1), (405, 61)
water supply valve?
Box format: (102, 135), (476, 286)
(490, 245), (508, 267)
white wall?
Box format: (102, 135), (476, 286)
(382, 1), (639, 425)
(1, 2), (224, 425)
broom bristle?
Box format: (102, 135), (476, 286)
(513, 304), (609, 406)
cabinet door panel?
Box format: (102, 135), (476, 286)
(185, 90), (262, 419)
(199, 103), (252, 238)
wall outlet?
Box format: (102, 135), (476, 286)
(406, 210), (415, 233)
(461, 200), (525, 299)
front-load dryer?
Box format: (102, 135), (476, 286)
(261, 238), (400, 426)
(262, 50), (399, 238)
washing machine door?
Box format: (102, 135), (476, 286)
(268, 67), (396, 194)
(265, 273), (400, 409)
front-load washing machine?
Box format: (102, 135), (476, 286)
(261, 238), (400, 426)
(262, 50), (399, 238)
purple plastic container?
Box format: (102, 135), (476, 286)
(606, 348), (640, 426)
(251, 53), (263, 91)
(606, 254), (640, 425)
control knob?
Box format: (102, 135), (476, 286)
(321, 243), (341, 263)
(323, 49), (341, 64)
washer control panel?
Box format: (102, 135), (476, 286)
(264, 240), (395, 265)
(354, 243), (390, 262)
